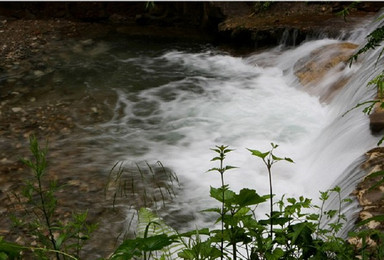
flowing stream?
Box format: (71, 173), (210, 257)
(86, 17), (380, 231)
(2, 12), (384, 257)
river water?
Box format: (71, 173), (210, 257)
(2, 13), (384, 258)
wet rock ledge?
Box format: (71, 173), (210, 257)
(354, 148), (384, 231)
(1, 2), (384, 48)
(215, 2), (384, 48)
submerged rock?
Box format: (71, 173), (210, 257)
(294, 42), (358, 102)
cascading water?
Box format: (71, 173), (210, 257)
(63, 13), (383, 234)
(92, 16), (382, 232)
(9, 12), (383, 240)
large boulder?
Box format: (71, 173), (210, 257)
(294, 42), (358, 102)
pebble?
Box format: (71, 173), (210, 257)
(30, 97), (36, 102)
(81, 39), (94, 46)
(91, 107), (98, 113)
(33, 70), (44, 77)
(11, 107), (23, 113)
(60, 128), (71, 135)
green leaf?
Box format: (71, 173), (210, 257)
(234, 206), (250, 217)
(55, 233), (66, 249)
(330, 186), (341, 193)
(287, 198), (296, 204)
(271, 154), (283, 161)
(289, 222), (313, 246)
(367, 170), (384, 178)
(179, 228), (210, 237)
(225, 165), (237, 171)
(223, 148), (234, 154)
(201, 208), (222, 214)
(271, 143), (278, 149)
(306, 214), (320, 221)
(110, 239), (143, 259)
(210, 186), (235, 203)
(271, 216), (292, 226)
(235, 188), (268, 207)
(247, 148), (269, 159)
(284, 157), (294, 163)
(0, 252), (8, 260)
(0, 237), (22, 259)
(378, 136), (384, 146)
(319, 191), (329, 201)
(111, 234), (177, 259)
(178, 249), (195, 259)
(270, 248), (284, 260)
(207, 167), (221, 173)
(141, 234), (177, 251)
(325, 210), (338, 219)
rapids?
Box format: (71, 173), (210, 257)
(2, 11), (384, 254)
(55, 15), (381, 230)
(90, 17), (382, 230)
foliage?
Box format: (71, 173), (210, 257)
(248, 143), (294, 238)
(346, 15), (384, 145)
(109, 208), (180, 260)
(4, 139), (384, 259)
(109, 145), (374, 260)
(207, 145), (236, 259)
(0, 236), (22, 259)
(6, 136), (97, 260)
(253, 2), (274, 14)
(350, 25), (384, 65)
(337, 2), (360, 22)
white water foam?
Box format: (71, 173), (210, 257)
(88, 14), (384, 231)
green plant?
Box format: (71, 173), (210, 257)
(253, 2), (274, 14)
(337, 2), (360, 22)
(7, 140), (383, 259)
(200, 145), (355, 259)
(346, 16), (384, 145)
(207, 145), (236, 259)
(0, 236), (22, 259)
(109, 207), (181, 260)
(248, 143), (294, 238)
(9, 136), (97, 259)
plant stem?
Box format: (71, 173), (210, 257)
(37, 175), (60, 260)
(267, 163), (273, 239)
(220, 153), (224, 260)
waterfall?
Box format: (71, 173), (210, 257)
(140, 15), (383, 230)
(49, 11), (384, 232)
